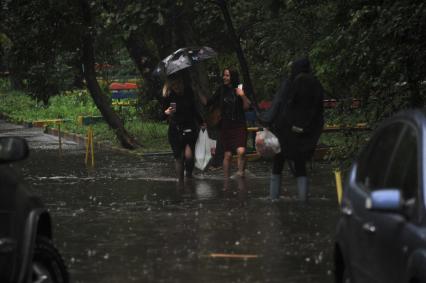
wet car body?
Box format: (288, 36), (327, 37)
(0, 137), (68, 283)
(335, 110), (426, 283)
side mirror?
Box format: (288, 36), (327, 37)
(365, 189), (403, 212)
(0, 137), (29, 163)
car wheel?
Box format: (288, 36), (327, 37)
(32, 236), (69, 283)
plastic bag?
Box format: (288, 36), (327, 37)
(195, 129), (217, 170)
(255, 129), (281, 158)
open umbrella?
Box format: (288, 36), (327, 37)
(153, 46), (217, 77)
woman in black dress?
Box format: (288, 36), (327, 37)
(163, 73), (203, 183)
(203, 68), (251, 179)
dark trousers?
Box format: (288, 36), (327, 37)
(272, 152), (307, 177)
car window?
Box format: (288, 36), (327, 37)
(356, 122), (404, 190)
(385, 125), (418, 201)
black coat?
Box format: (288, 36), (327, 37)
(257, 78), (290, 128)
(276, 72), (324, 160)
(207, 85), (246, 125)
(162, 88), (203, 129)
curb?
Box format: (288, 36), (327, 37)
(0, 112), (172, 157)
(1, 113), (331, 160)
(44, 126), (173, 158)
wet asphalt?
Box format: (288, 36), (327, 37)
(1, 120), (339, 283)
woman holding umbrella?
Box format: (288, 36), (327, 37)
(163, 72), (204, 183)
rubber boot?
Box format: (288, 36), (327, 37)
(297, 176), (309, 202)
(269, 174), (282, 200)
(175, 159), (184, 183)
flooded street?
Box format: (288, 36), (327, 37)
(3, 121), (339, 282)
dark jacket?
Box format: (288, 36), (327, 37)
(207, 85), (246, 126)
(162, 87), (203, 129)
(257, 77), (290, 129)
(274, 59), (324, 160)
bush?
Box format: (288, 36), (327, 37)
(0, 85), (170, 152)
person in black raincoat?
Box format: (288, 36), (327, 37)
(259, 58), (324, 201)
(162, 73), (204, 183)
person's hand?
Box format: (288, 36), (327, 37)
(164, 107), (175, 115)
(291, 125), (304, 133)
(235, 87), (245, 97)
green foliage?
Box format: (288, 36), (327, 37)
(0, 88), (98, 122)
(311, 0), (426, 117)
(0, 85), (169, 151)
(2, 0), (424, 160)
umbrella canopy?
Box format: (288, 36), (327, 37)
(153, 46), (217, 77)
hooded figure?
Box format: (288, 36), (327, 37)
(268, 58), (324, 201)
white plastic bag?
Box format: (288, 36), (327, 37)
(255, 129), (281, 158)
(195, 129), (217, 170)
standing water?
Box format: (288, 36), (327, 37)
(1, 118), (338, 283)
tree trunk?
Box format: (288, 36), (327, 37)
(78, 0), (141, 149)
(174, 1), (212, 108)
(216, 0), (259, 111)
(125, 32), (161, 101)
(72, 59), (85, 89)
(8, 49), (25, 90)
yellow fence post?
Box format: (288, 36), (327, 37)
(58, 122), (62, 156)
(334, 169), (343, 205)
(85, 125), (95, 167)
(90, 126), (95, 166)
(79, 115), (102, 167)
(33, 119), (65, 156)
(85, 126), (89, 165)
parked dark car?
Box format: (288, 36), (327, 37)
(0, 137), (68, 283)
(334, 109), (426, 283)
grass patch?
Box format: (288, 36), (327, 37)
(0, 89), (170, 153)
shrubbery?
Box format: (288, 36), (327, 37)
(0, 84), (169, 152)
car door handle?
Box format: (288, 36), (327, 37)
(341, 206), (352, 216)
(362, 222), (376, 234)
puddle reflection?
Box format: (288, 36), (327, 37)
(17, 148), (338, 283)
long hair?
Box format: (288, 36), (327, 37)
(162, 80), (170, 97)
(162, 73), (184, 97)
(224, 68), (240, 88)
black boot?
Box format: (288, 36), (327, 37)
(185, 157), (194, 178)
(175, 159), (184, 183)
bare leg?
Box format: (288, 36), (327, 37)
(223, 151), (232, 179)
(236, 147), (246, 176)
